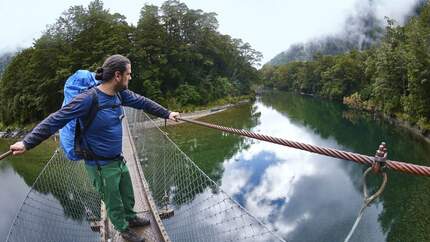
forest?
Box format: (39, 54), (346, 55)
(0, 0), (261, 126)
(261, 2), (430, 134)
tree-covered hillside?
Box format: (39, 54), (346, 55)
(261, 1), (430, 134)
(0, 51), (16, 78)
(267, 0), (426, 66)
(0, 0), (261, 126)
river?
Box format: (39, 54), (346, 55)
(1, 91), (429, 241)
(0, 138), (57, 240)
(166, 91), (430, 242)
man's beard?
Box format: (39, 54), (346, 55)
(114, 81), (128, 92)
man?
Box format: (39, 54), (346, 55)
(10, 54), (179, 242)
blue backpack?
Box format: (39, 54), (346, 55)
(60, 70), (124, 161)
(59, 70), (99, 161)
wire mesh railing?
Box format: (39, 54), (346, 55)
(125, 108), (285, 242)
(6, 108), (285, 242)
(6, 149), (101, 242)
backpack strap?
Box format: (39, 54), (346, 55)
(74, 88), (123, 166)
(117, 92), (123, 104)
(84, 88), (122, 129)
(84, 88), (100, 131)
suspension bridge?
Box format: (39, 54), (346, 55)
(3, 108), (430, 242)
(4, 108), (284, 242)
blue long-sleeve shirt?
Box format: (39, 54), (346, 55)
(23, 88), (170, 166)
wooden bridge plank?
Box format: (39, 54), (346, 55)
(102, 117), (170, 242)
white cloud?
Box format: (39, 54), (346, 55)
(221, 163), (252, 195)
(213, 98), (386, 240)
(375, 0), (420, 24)
(0, 0), (421, 62)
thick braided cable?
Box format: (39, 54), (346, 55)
(178, 117), (430, 177)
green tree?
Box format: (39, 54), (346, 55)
(402, 6), (430, 124)
(369, 19), (407, 114)
(1, 0), (261, 126)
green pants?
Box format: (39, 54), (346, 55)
(85, 159), (136, 232)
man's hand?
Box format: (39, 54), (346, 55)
(168, 112), (180, 122)
(10, 141), (26, 155)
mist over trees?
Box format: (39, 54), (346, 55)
(268, 0), (426, 66)
(0, 52), (16, 79)
(261, 2), (430, 134)
(0, 0), (261, 126)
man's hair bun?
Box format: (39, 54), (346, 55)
(95, 67), (104, 80)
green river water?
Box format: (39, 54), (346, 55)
(1, 91), (429, 241)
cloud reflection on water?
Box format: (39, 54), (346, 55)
(219, 101), (386, 242)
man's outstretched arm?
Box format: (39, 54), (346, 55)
(10, 92), (92, 155)
(120, 89), (180, 121)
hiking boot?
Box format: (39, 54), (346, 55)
(128, 217), (151, 228)
(120, 228), (145, 242)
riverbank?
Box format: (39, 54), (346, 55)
(0, 99), (250, 138)
(0, 129), (30, 139)
(142, 99), (250, 127)
(342, 94), (430, 143)
(0, 122), (35, 139)
(382, 113), (430, 143)
(274, 90), (430, 144)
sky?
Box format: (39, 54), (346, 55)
(0, 0), (420, 64)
